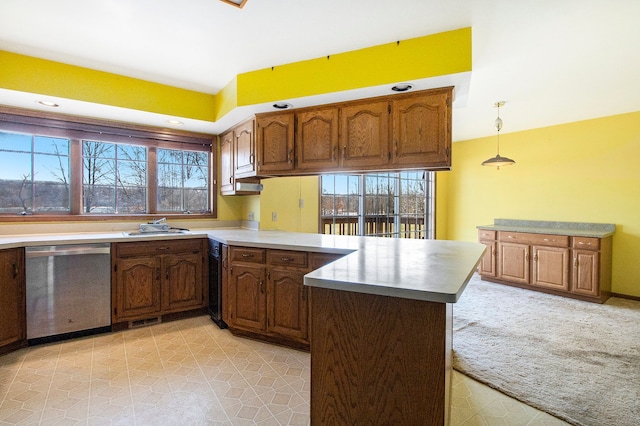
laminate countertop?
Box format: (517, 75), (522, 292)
(477, 219), (616, 238)
(0, 228), (485, 304)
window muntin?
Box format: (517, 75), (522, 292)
(157, 148), (209, 213)
(321, 171), (434, 239)
(0, 131), (70, 214)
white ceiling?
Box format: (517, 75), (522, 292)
(1, 0), (639, 141)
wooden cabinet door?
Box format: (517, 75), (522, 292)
(256, 112), (295, 174)
(296, 106), (340, 171)
(340, 100), (390, 169)
(234, 119), (256, 179)
(114, 257), (161, 321)
(220, 130), (234, 194)
(571, 249), (600, 297)
(391, 89), (451, 168)
(478, 241), (496, 277)
(532, 245), (570, 291)
(162, 252), (204, 312)
(228, 263), (267, 331)
(267, 268), (308, 342)
(498, 242), (530, 284)
(0, 248), (25, 350)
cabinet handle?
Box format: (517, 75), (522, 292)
(166, 270), (170, 280)
(342, 146), (346, 160)
(156, 246), (170, 251)
(156, 267), (161, 281)
(12, 262), (18, 279)
(260, 280), (265, 294)
(288, 149), (294, 164)
(281, 257), (294, 262)
(250, 154), (255, 164)
(533, 253), (538, 262)
(229, 177), (232, 183)
(241, 253), (254, 258)
(333, 146), (337, 161)
(394, 140), (398, 157)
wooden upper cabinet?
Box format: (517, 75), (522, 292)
(233, 119), (256, 179)
(256, 112), (295, 174)
(340, 100), (390, 169)
(219, 130), (234, 194)
(391, 88), (451, 168)
(296, 106), (340, 172)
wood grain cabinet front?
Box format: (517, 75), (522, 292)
(256, 112), (295, 174)
(479, 229), (612, 303)
(224, 247), (345, 350)
(112, 239), (207, 323)
(0, 247), (26, 354)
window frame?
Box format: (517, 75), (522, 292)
(319, 171), (435, 239)
(0, 106), (216, 222)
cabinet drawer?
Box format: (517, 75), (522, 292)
(498, 232), (568, 247)
(572, 237), (600, 250)
(230, 247), (266, 264)
(268, 250), (308, 268)
(478, 230), (496, 240)
(116, 238), (203, 257)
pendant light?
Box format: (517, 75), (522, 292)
(482, 101), (515, 169)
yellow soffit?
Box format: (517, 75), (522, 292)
(0, 50), (217, 122)
(215, 27), (472, 120)
(0, 27), (471, 130)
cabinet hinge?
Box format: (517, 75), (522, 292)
(114, 264), (118, 272)
(388, 104), (391, 114)
(388, 152), (391, 161)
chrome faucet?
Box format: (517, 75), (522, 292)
(151, 217), (166, 224)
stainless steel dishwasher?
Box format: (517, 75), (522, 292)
(25, 243), (111, 343)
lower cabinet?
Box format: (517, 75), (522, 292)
(0, 247), (26, 354)
(224, 246), (344, 349)
(112, 239), (207, 324)
(479, 229), (612, 303)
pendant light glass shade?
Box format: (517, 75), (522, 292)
(482, 101), (515, 169)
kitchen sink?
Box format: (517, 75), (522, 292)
(123, 229), (191, 237)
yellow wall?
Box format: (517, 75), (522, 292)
(255, 176), (320, 233)
(440, 111), (640, 297)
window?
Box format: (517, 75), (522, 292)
(0, 108), (215, 220)
(0, 132), (70, 214)
(82, 140), (147, 214)
(320, 171), (435, 239)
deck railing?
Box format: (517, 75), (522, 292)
(321, 215), (427, 239)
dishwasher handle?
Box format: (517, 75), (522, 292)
(26, 244), (111, 258)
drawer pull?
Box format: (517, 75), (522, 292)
(578, 241), (592, 246)
(281, 257), (294, 262)
(156, 246), (170, 251)
(241, 253), (254, 258)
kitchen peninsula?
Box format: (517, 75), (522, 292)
(0, 229), (484, 425)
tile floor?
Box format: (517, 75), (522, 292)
(0, 316), (569, 425)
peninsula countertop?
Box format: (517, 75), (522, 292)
(0, 228), (485, 304)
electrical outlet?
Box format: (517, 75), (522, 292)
(272, 212), (278, 221)
(248, 211), (254, 221)
(299, 199), (304, 208)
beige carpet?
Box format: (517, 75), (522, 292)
(452, 274), (640, 426)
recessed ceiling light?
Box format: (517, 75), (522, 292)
(391, 83), (414, 92)
(273, 102), (292, 110)
(167, 119), (183, 126)
(38, 100), (60, 107)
